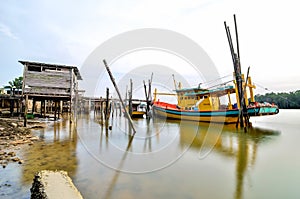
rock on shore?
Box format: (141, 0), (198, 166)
(0, 118), (42, 168)
(30, 170), (83, 199)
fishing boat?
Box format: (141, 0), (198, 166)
(152, 15), (279, 125)
(152, 83), (279, 124)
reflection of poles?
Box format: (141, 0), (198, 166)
(103, 134), (135, 199)
(103, 59), (136, 134)
(235, 133), (249, 199)
(143, 119), (152, 152)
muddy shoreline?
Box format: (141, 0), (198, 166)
(0, 118), (46, 168)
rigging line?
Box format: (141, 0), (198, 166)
(206, 80), (234, 89)
(188, 73), (233, 88)
(253, 82), (269, 91)
(189, 77), (234, 90)
(201, 74), (233, 85)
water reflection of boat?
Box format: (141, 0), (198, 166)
(176, 120), (280, 199)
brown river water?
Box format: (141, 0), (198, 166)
(0, 109), (299, 199)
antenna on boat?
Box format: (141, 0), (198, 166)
(172, 74), (178, 90)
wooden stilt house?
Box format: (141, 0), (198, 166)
(19, 60), (82, 124)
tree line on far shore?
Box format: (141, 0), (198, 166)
(255, 90), (300, 109)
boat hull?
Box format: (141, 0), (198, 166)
(153, 105), (239, 124)
(152, 103), (279, 124)
(131, 111), (146, 118)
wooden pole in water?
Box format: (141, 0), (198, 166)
(129, 79), (133, 117)
(119, 101), (122, 116)
(105, 88), (109, 121)
(100, 100), (103, 122)
(224, 22), (236, 65)
(143, 80), (149, 114)
(103, 59), (136, 134)
(234, 14), (241, 61)
(241, 67), (251, 130)
(225, 15), (246, 129)
(147, 73), (153, 118)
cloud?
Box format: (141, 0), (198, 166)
(0, 23), (18, 40)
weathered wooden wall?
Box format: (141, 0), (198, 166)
(24, 70), (71, 96)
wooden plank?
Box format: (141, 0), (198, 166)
(24, 87), (70, 96)
(25, 71), (71, 89)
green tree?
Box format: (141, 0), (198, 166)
(255, 90), (300, 109)
(4, 76), (23, 94)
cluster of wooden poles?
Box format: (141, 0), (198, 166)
(224, 14), (251, 131)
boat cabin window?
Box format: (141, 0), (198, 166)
(204, 95), (208, 99)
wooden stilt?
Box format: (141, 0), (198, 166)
(32, 99), (36, 114)
(10, 98), (14, 117)
(24, 95), (28, 127)
(54, 101), (57, 121)
(43, 100), (46, 118)
(59, 101), (63, 118)
(17, 98), (20, 115)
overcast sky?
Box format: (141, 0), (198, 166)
(1, 0), (299, 96)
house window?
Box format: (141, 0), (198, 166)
(28, 66), (41, 72)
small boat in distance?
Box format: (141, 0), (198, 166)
(124, 100), (147, 119)
(131, 101), (147, 118)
